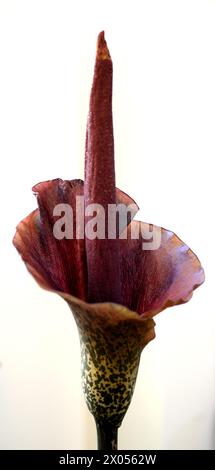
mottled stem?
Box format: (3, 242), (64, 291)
(67, 300), (156, 450)
(96, 421), (118, 450)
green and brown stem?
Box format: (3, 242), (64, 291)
(79, 324), (141, 430)
(64, 296), (155, 450)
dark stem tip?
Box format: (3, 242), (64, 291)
(96, 421), (118, 450)
(96, 31), (111, 61)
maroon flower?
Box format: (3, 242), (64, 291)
(13, 32), (204, 448)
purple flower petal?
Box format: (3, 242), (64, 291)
(120, 220), (204, 317)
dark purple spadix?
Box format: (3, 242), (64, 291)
(84, 31), (121, 304)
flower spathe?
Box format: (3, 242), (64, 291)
(13, 178), (204, 317)
(13, 32), (204, 443)
(13, 177), (204, 429)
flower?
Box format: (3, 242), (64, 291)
(13, 32), (204, 435)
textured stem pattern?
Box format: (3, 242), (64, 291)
(79, 325), (141, 427)
(65, 297), (155, 432)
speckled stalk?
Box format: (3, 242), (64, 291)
(63, 294), (155, 449)
(79, 323), (141, 429)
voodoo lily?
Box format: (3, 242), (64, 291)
(13, 32), (204, 450)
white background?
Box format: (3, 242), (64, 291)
(0, 0), (214, 450)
